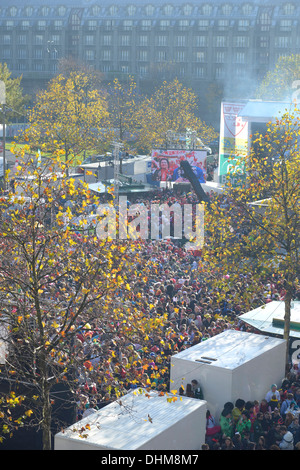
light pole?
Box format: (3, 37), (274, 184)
(1, 104), (6, 191)
(0, 80), (6, 191)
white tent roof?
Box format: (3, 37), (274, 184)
(55, 389), (205, 450)
(239, 301), (300, 339)
(172, 329), (286, 369)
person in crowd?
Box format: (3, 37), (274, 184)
(278, 425), (294, 450)
(265, 384), (280, 403)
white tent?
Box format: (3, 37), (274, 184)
(55, 389), (207, 450)
(238, 300), (300, 339)
(170, 330), (286, 420)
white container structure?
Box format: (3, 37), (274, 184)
(55, 389), (207, 450)
(170, 330), (286, 420)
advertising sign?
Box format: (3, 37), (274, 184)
(151, 149), (207, 183)
(218, 101), (249, 186)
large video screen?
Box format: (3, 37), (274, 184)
(151, 149), (207, 183)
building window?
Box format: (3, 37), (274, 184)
(145, 4), (154, 16)
(109, 5), (118, 16)
(54, 20), (63, 30)
(120, 50), (129, 61)
(127, 5), (136, 16)
(34, 35), (44, 45)
(216, 51), (225, 63)
(18, 35), (27, 45)
(160, 20), (170, 30)
(10, 7), (17, 17)
(179, 20), (189, 31)
(123, 20), (133, 30)
(139, 35), (148, 46)
(176, 36), (186, 47)
(218, 20), (229, 31)
(164, 5), (173, 15)
(103, 50), (111, 60)
(5, 21), (14, 30)
(138, 65), (148, 76)
(234, 52), (246, 63)
(33, 48), (43, 59)
(84, 35), (95, 45)
(233, 36), (249, 47)
(259, 13), (271, 31)
(157, 50), (167, 62)
(275, 36), (292, 48)
(103, 35), (112, 46)
(156, 35), (167, 46)
(37, 21), (46, 31)
(195, 35), (208, 47)
(280, 19), (292, 31)
(71, 14), (81, 30)
(141, 20), (151, 31)
(87, 20), (97, 31)
(58, 6), (66, 16)
(18, 48), (28, 59)
(283, 3), (295, 15)
(195, 51), (206, 62)
(138, 50), (148, 61)
(202, 4), (212, 15)
(21, 21), (30, 30)
(183, 4), (193, 16)
(238, 20), (250, 31)
(215, 67), (225, 78)
(222, 4), (233, 16)
(92, 5), (101, 16)
(41, 7), (49, 17)
(25, 6), (33, 17)
(176, 51), (185, 62)
(215, 36), (228, 47)
(85, 50), (95, 61)
(2, 35), (12, 45)
(198, 20), (209, 31)
(121, 35), (130, 46)
(194, 66), (205, 78)
(242, 3), (253, 15)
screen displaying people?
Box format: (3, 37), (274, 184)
(151, 150), (207, 183)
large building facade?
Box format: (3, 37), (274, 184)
(1, 1), (300, 100)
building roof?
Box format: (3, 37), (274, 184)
(55, 389), (205, 450)
(172, 329), (286, 369)
(238, 100), (294, 121)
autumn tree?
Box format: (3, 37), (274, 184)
(135, 78), (217, 153)
(22, 71), (111, 172)
(0, 148), (171, 449)
(203, 104), (300, 370)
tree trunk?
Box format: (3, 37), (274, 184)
(42, 384), (52, 450)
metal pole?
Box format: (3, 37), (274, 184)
(2, 104), (6, 191)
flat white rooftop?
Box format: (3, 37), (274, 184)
(172, 329), (285, 369)
(55, 389), (206, 450)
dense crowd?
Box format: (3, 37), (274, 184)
(69, 187), (299, 450)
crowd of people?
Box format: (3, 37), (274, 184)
(203, 380), (300, 450)
(67, 186), (300, 450)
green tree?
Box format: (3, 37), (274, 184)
(0, 62), (30, 121)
